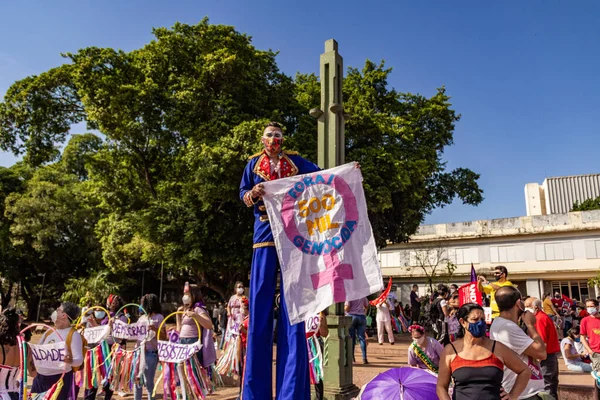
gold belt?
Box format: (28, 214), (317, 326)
(253, 242), (275, 248)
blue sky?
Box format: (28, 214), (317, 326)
(1, 0), (599, 225)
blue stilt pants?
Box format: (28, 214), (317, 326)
(242, 246), (310, 400)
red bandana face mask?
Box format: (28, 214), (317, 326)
(263, 137), (282, 154)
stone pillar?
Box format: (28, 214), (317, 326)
(311, 39), (359, 400)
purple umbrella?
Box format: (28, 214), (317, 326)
(358, 367), (439, 400)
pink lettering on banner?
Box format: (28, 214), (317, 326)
(281, 173), (359, 302)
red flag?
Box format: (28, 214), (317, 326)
(458, 282), (482, 306)
(370, 277), (393, 306)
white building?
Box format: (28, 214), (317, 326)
(380, 210), (600, 306)
(525, 173), (600, 216)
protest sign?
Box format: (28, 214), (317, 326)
(29, 341), (66, 370)
(458, 282), (482, 306)
(83, 325), (111, 344)
(305, 314), (321, 334)
(484, 307), (493, 324)
(262, 162), (382, 325)
(156, 340), (202, 363)
(112, 319), (149, 341)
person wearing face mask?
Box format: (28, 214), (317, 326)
(551, 291), (575, 337)
(523, 297), (560, 399)
(580, 298), (600, 386)
(450, 284), (459, 295)
(239, 121), (322, 400)
(407, 324), (443, 373)
(176, 283), (215, 368)
(478, 265), (513, 319)
(32, 302), (83, 400)
(561, 326), (592, 372)
(82, 307), (114, 400)
(226, 282), (245, 334)
(437, 303), (530, 400)
(490, 287), (550, 400)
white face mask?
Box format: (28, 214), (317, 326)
(50, 310), (58, 324)
(182, 295), (192, 305)
(525, 307), (535, 314)
(413, 336), (426, 346)
(237, 288), (244, 295)
(587, 307), (598, 316)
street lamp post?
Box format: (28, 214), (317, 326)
(36, 273), (46, 322)
(159, 261), (164, 303)
(136, 268), (150, 300)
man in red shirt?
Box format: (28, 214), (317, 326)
(525, 297), (560, 399)
(581, 298), (600, 386)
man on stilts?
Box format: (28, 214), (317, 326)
(239, 122), (320, 400)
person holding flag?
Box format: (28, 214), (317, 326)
(239, 122), (320, 400)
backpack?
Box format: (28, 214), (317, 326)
(66, 327), (88, 372)
(430, 298), (443, 322)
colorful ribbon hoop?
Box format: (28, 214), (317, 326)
(153, 311), (203, 397)
(19, 323), (66, 400)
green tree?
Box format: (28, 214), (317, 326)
(0, 164), (30, 308)
(572, 196), (600, 212)
(0, 20), (483, 301)
(62, 270), (125, 306)
(3, 165), (102, 312)
(0, 64), (88, 167)
(292, 61), (483, 246)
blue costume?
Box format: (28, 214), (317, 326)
(240, 150), (320, 400)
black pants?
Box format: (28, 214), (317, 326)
(84, 381), (114, 400)
(540, 352), (559, 399)
(32, 371), (74, 400)
(411, 307), (420, 325)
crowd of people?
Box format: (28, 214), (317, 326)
(363, 265), (600, 400)
(1, 263), (600, 400)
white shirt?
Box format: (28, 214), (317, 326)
(376, 301), (391, 322)
(489, 317), (545, 399)
(36, 327), (83, 376)
(560, 337), (580, 366)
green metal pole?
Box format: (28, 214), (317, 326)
(312, 39), (359, 400)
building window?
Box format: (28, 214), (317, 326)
(447, 247), (479, 265)
(551, 281), (589, 301)
(490, 245), (524, 263)
(584, 240), (600, 259)
(380, 252), (401, 268)
(535, 242), (574, 261)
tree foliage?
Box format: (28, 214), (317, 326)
(572, 196), (600, 212)
(0, 19), (483, 307)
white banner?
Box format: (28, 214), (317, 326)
(29, 341), (66, 370)
(157, 340), (202, 363)
(112, 319), (149, 341)
(305, 313), (321, 334)
(83, 325), (111, 344)
(263, 163), (383, 325)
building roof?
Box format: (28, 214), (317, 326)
(400, 210), (600, 244)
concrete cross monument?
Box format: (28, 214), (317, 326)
(310, 39), (360, 400)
